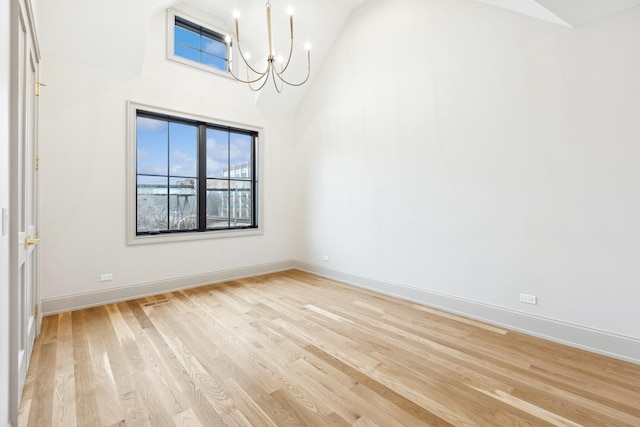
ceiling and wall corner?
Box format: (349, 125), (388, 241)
(534, 0), (640, 26)
(475, 0), (640, 26)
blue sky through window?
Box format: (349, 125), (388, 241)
(206, 129), (252, 178)
(169, 123), (198, 177)
(174, 18), (228, 72)
(138, 117), (252, 179)
(137, 117), (168, 175)
(137, 117), (197, 178)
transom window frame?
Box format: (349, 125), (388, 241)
(127, 101), (264, 245)
(166, 8), (235, 79)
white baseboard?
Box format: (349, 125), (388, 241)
(41, 258), (640, 365)
(41, 260), (295, 315)
(293, 260), (640, 365)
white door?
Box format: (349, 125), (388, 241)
(11, 0), (40, 417)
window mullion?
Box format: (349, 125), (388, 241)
(252, 134), (257, 226)
(227, 131), (231, 229)
(198, 124), (207, 231)
(166, 122), (171, 231)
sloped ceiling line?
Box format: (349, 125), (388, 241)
(474, 0), (640, 28)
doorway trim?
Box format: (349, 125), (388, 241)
(8, 0), (40, 424)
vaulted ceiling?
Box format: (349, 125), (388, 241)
(476, 0), (640, 27)
(35, 0), (640, 113)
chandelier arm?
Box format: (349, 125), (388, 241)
(248, 68), (272, 92)
(280, 5), (298, 74)
(274, 52), (311, 87)
(246, 68), (260, 92)
(278, 36), (295, 74)
(271, 66), (284, 93)
(236, 39), (267, 75)
(228, 65), (270, 85)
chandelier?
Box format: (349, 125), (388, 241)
(225, 0), (311, 93)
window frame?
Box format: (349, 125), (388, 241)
(166, 9), (235, 79)
(127, 101), (263, 245)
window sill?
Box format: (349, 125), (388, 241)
(167, 53), (237, 80)
(127, 227), (263, 246)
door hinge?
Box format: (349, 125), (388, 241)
(34, 304), (39, 317)
(35, 156), (40, 170)
(35, 82), (47, 96)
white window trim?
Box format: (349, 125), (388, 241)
(166, 8), (236, 80)
(126, 101), (264, 245)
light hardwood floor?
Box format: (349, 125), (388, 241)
(19, 270), (640, 426)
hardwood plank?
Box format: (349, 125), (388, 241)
(172, 408), (203, 427)
(18, 270), (640, 426)
(83, 306), (127, 426)
(115, 301), (182, 426)
(25, 341), (56, 427)
(305, 344), (459, 426)
(70, 309), (102, 427)
(222, 378), (279, 427)
(51, 311), (76, 427)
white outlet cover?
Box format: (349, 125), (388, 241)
(520, 293), (537, 305)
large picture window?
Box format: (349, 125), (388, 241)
(130, 106), (259, 242)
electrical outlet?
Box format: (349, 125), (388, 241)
(520, 293), (537, 305)
(322, 255), (329, 261)
(100, 273), (113, 282)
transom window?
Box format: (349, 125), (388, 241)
(171, 14), (230, 72)
(135, 110), (258, 236)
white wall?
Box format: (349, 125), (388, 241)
(1, 0), (11, 424)
(38, 7), (299, 305)
(296, 0), (640, 342)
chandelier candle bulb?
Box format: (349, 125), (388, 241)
(289, 9), (294, 37)
(233, 10), (240, 40)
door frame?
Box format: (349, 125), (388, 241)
(8, 0), (40, 424)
